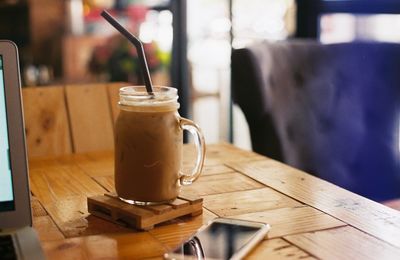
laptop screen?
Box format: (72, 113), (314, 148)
(0, 55), (15, 211)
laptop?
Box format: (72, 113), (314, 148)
(0, 40), (45, 259)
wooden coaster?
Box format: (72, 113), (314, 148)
(87, 193), (203, 230)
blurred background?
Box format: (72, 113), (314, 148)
(2, 0), (400, 149)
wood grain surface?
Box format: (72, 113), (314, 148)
(202, 188), (302, 217)
(29, 143), (400, 259)
(231, 205), (346, 238)
(22, 86), (72, 158)
(227, 159), (400, 248)
(65, 84), (114, 153)
(247, 238), (316, 260)
(42, 232), (167, 259)
(285, 226), (400, 260)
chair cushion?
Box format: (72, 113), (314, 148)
(233, 40), (400, 201)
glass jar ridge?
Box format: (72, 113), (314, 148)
(119, 86), (180, 112)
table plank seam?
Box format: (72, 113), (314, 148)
(90, 176), (113, 193)
(224, 163), (308, 203)
(30, 144), (400, 258)
(225, 163), (381, 237)
(280, 237), (319, 259)
(281, 225), (348, 240)
(226, 160), (400, 249)
(39, 208), (67, 239)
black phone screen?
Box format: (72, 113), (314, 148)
(172, 221), (262, 259)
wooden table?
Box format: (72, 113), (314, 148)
(30, 143), (400, 259)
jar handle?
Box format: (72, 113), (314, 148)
(179, 117), (206, 185)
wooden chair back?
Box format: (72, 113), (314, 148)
(65, 84), (114, 153)
(22, 86), (72, 158)
(22, 82), (127, 158)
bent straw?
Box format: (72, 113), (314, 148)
(101, 10), (154, 95)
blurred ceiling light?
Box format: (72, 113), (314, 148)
(269, 1), (288, 16)
(367, 14), (400, 42)
(156, 25), (173, 51)
(66, 0), (85, 35)
(139, 22), (154, 43)
(139, 10), (173, 50)
(159, 10), (173, 25)
(232, 38), (256, 49)
(139, 10), (157, 44)
(157, 10), (173, 51)
(189, 39), (231, 67)
(210, 18), (232, 34)
(265, 20), (285, 34)
(320, 14), (356, 43)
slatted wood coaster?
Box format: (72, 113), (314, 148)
(87, 193), (203, 230)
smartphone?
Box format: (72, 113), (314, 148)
(164, 218), (270, 260)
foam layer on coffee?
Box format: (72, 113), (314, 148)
(119, 86), (179, 112)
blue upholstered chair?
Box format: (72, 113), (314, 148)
(231, 40), (400, 202)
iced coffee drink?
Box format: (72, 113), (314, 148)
(115, 86), (205, 205)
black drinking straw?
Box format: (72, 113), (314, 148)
(101, 10), (154, 95)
